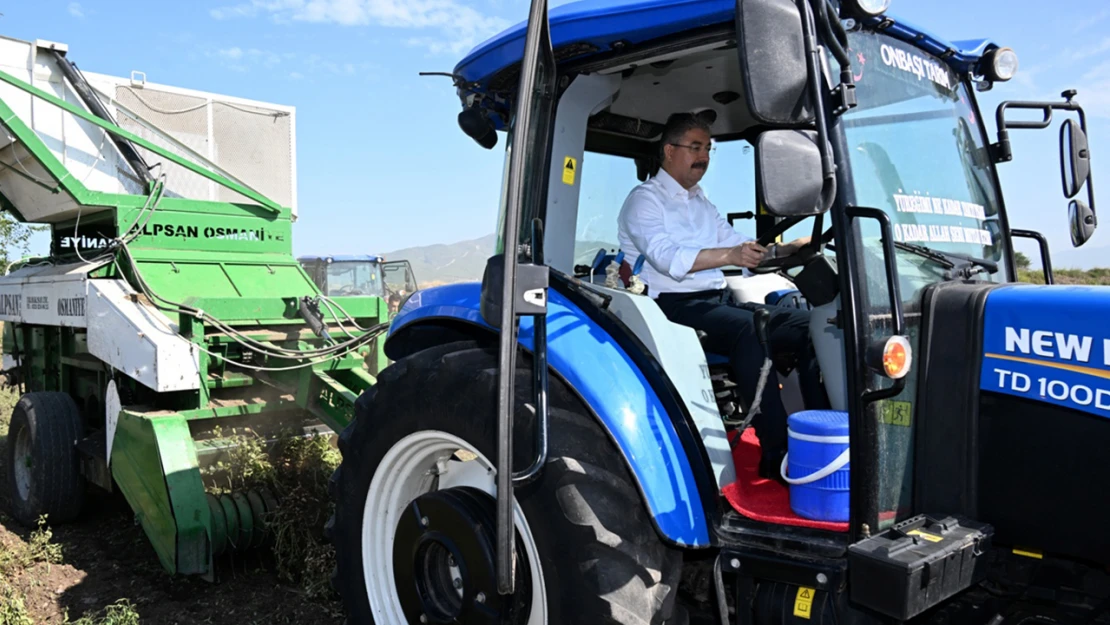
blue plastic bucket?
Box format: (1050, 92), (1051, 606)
(781, 410), (850, 523)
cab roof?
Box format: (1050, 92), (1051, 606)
(454, 0), (997, 97)
(298, 255), (384, 263)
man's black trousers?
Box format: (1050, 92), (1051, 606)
(654, 288), (829, 473)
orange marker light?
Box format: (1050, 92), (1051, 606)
(882, 336), (912, 379)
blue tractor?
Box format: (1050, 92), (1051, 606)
(328, 0), (1106, 623)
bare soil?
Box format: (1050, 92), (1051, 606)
(0, 387), (348, 625)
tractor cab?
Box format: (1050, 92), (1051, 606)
(450, 0), (1038, 536)
(299, 254), (420, 315)
(299, 254), (386, 298)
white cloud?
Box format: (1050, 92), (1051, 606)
(1011, 63), (1047, 91)
(209, 0), (509, 56)
(68, 2), (84, 18)
(206, 46), (288, 72)
(1075, 8), (1110, 33)
(218, 46), (244, 60)
(1070, 38), (1110, 61)
(1079, 60), (1110, 119)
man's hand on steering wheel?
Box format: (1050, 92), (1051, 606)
(728, 241), (769, 268)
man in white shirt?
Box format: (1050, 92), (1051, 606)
(617, 112), (828, 481)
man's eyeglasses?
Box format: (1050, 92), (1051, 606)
(670, 143), (716, 155)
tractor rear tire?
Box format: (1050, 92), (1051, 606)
(5, 392), (86, 526)
(329, 341), (684, 624)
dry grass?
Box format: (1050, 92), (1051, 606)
(205, 429), (342, 602)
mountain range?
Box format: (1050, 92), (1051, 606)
(384, 234), (622, 287)
(384, 233), (497, 287)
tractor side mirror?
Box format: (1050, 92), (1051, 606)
(1061, 118), (1090, 199)
(756, 130), (834, 216)
(736, 0), (813, 127)
(1070, 199), (1097, 247)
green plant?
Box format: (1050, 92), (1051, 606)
(67, 599), (141, 625)
(0, 583), (34, 625)
(25, 515), (63, 567)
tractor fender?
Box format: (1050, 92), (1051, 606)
(385, 282), (712, 548)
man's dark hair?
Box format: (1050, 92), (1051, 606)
(659, 112), (712, 159)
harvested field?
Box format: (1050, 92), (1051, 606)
(0, 386), (348, 625)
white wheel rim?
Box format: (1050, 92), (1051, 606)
(13, 424), (31, 502)
(362, 430), (548, 624)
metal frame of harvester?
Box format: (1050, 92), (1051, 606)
(0, 37), (387, 579)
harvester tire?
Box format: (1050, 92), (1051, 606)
(6, 392), (86, 526)
(329, 341), (683, 624)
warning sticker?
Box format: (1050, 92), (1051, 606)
(881, 401), (913, 427)
(563, 156), (576, 185)
(908, 529), (944, 543)
(793, 587), (815, 619)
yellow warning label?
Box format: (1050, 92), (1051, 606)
(562, 156), (576, 185)
(908, 529), (944, 543)
(1013, 547), (1043, 560)
(793, 587), (815, 619)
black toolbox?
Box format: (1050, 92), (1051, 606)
(847, 515), (993, 621)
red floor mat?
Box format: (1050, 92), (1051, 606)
(722, 428), (849, 532)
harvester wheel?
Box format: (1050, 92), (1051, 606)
(329, 342), (683, 624)
(5, 392), (86, 526)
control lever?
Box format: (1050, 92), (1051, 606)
(736, 308), (773, 432)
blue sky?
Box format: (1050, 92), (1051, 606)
(3, 0), (1109, 268)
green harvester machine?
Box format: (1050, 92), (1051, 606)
(0, 37), (387, 578)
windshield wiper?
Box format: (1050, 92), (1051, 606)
(893, 241), (999, 280)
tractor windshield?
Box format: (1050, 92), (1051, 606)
(839, 29), (1011, 525)
(326, 261), (384, 297)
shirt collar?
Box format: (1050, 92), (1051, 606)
(655, 167), (706, 201)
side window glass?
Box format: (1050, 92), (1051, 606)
(574, 152), (638, 266)
(573, 139), (760, 270)
(699, 139), (757, 241)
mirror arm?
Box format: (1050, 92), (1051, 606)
(800, 0), (839, 213)
(1076, 106), (1098, 218)
(992, 92), (1096, 222)
(992, 91), (1085, 163)
(1010, 229), (1055, 285)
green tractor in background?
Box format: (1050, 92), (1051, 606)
(297, 254), (419, 375)
(297, 255), (419, 317)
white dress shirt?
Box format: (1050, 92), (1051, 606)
(617, 167), (753, 298)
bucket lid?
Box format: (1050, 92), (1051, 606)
(788, 410), (850, 438)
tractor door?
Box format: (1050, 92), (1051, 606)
(382, 260), (418, 315)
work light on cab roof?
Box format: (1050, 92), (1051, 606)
(843, 0), (890, 18)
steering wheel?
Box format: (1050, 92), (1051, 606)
(747, 216), (825, 275)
